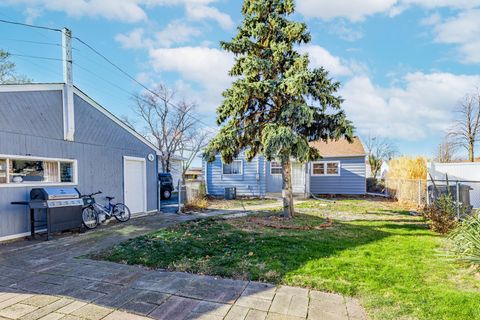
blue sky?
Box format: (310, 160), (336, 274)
(1, 0), (480, 159)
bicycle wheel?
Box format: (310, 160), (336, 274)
(82, 206), (99, 229)
(113, 203), (131, 222)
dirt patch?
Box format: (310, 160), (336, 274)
(246, 215), (334, 230)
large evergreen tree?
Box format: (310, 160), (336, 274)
(204, 0), (353, 218)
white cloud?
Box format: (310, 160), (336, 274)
(116, 21), (201, 49)
(341, 72), (480, 140)
(115, 28), (150, 49)
(296, 0), (480, 21)
(5, 0), (233, 28)
(298, 45), (352, 77)
(430, 9), (480, 63)
(148, 46), (234, 112)
(154, 21), (201, 47)
(297, 0), (398, 22)
(6, 0), (148, 23)
(185, 4), (234, 30)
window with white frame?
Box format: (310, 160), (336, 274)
(0, 155), (76, 186)
(270, 161), (282, 175)
(312, 161), (340, 176)
(223, 160), (242, 175)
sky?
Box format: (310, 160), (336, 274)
(1, 0), (480, 160)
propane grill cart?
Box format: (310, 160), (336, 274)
(11, 187), (84, 240)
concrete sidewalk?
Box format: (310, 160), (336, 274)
(0, 213), (366, 320)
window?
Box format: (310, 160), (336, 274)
(270, 161), (282, 175)
(312, 163), (325, 175)
(0, 159), (6, 184)
(60, 162), (74, 182)
(326, 162), (339, 175)
(223, 160), (242, 175)
(0, 155), (76, 186)
(312, 161), (340, 176)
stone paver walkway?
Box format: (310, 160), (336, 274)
(0, 212), (366, 320)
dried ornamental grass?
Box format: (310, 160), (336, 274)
(386, 156), (427, 205)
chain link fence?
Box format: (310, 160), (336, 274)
(385, 178), (480, 212)
(385, 179), (427, 207)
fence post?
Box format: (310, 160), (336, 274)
(418, 180), (421, 206)
(177, 179), (182, 214)
(456, 180), (460, 219)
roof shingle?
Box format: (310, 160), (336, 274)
(309, 137), (366, 157)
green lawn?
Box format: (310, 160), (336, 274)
(98, 198), (480, 319)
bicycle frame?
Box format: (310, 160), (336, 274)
(92, 201), (115, 218)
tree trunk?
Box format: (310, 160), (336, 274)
(281, 159), (295, 219)
(469, 143), (475, 162)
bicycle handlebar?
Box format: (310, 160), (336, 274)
(80, 190), (102, 198)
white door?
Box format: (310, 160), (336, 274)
(291, 162), (305, 194)
(124, 156), (147, 214)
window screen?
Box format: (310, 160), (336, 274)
(223, 160), (242, 175)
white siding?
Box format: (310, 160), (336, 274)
(429, 162), (480, 208)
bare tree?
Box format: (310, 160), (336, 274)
(131, 84), (208, 173)
(435, 135), (458, 163)
(178, 129), (211, 180)
(365, 136), (398, 179)
(448, 93), (480, 162)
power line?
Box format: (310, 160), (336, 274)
(0, 38), (61, 47)
(0, 18), (62, 32)
(0, 17), (219, 133)
(73, 61), (218, 134)
(8, 53), (63, 62)
(72, 36), (219, 133)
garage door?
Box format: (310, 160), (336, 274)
(124, 156), (147, 214)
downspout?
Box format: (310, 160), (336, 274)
(256, 156), (260, 197)
(204, 160), (209, 195)
(62, 27), (75, 142)
(305, 162), (310, 198)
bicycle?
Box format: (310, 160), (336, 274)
(81, 191), (131, 229)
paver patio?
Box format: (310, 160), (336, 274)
(0, 212), (366, 320)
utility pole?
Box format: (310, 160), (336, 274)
(62, 27), (75, 141)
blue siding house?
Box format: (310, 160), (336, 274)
(204, 137), (366, 197)
(0, 83), (160, 241)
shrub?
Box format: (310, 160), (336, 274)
(449, 212), (480, 267)
(387, 156), (427, 180)
(423, 194), (458, 234)
(367, 178), (385, 193)
(184, 197), (209, 212)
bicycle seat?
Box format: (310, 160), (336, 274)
(106, 196), (115, 201)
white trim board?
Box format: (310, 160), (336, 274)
(0, 154), (78, 188)
(123, 156), (148, 214)
(0, 229), (47, 243)
(222, 159), (243, 176)
(0, 83), (63, 92)
(311, 161), (341, 176)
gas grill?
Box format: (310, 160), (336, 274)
(12, 187), (84, 240)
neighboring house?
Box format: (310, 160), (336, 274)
(185, 167), (203, 181)
(0, 83), (160, 241)
(203, 137), (367, 197)
(159, 155), (185, 189)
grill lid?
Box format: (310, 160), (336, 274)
(30, 187), (80, 200)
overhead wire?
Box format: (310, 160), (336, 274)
(0, 18), (220, 134)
